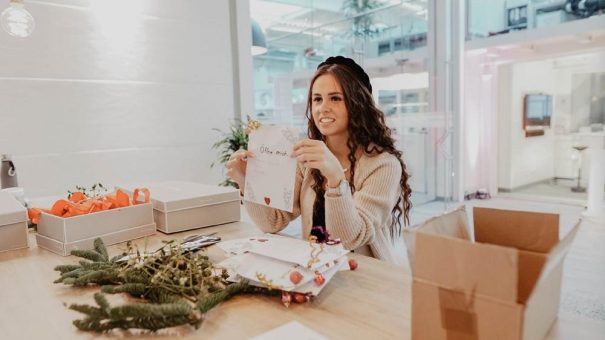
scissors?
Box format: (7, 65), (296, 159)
(116, 232), (221, 262)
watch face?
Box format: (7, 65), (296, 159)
(340, 179), (348, 192)
(326, 180), (348, 195)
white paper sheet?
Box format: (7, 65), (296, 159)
(244, 125), (300, 212)
(218, 234), (349, 270)
(250, 321), (329, 340)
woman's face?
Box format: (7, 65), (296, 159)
(311, 73), (349, 140)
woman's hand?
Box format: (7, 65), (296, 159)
(292, 139), (345, 187)
(225, 149), (254, 191)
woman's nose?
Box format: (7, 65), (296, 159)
(317, 101), (330, 112)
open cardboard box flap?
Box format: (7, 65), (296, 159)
(403, 205), (470, 271)
(473, 207), (559, 253)
(415, 231), (519, 302)
(529, 220), (580, 299)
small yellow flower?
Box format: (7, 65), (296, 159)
(244, 119), (261, 135)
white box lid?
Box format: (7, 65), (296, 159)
(117, 181), (240, 213)
(0, 191), (27, 226)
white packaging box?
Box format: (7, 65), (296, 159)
(35, 202), (156, 256)
(119, 181), (240, 234)
(0, 191), (28, 252)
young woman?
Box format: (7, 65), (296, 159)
(226, 56), (412, 265)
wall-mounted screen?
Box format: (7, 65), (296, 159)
(524, 94), (552, 128)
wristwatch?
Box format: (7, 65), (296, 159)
(326, 179), (349, 196)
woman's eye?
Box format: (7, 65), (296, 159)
(313, 97), (322, 103)
(331, 96), (342, 101)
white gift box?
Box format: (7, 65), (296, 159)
(35, 202), (155, 256)
(0, 191), (28, 252)
(119, 181), (240, 234)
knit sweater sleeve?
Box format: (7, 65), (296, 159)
(324, 153), (401, 250)
(243, 164), (304, 233)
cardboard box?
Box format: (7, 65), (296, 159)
(35, 203), (155, 256)
(119, 181), (240, 234)
(410, 206), (580, 340)
(0, 191), (28, 252)
(403, 205), (470, 271)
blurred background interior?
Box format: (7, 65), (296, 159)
(1, 0), (604, 220)
(248, 0), (605, 214)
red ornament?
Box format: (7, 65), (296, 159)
(292, 292), (308, 304)
(289, 271), (303, 285)
(348, 258), (358, 271)
(314, 272), (325, 285)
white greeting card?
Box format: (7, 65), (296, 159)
(291, 258), (348, 296)
(217, 252), (348, 294)
(244, 125), (299, 212)
(217, 252), (316, 290)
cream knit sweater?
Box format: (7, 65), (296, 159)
(244, 150), (403, 265)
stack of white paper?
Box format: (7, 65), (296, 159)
(217, 234), (350, 296)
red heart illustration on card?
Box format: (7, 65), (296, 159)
(264, 196), (271, 205)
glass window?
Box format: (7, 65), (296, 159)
(250, 0), (454, 208)
(466, 0), (605, 41)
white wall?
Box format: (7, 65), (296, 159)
(496, 51), (605, 190)
(0, 0), (237, 198)
(498, 59), (557, 190)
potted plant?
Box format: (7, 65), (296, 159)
(211, 116), (259, 187)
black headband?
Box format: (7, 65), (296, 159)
(317, 56), (372, 94)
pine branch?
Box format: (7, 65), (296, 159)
(70, 268), (120, 286)
(69, 305), (107, 319)
(73, 314), (197, 332)
(78, 261), (114, 271)
(94, 293), (111, 315)
(54, 264), (81, 275)
(93, 238), (109, 262)
(54, 237), (283, 333)
(54, 268), (85, 283)
(109, 302), (191, 319)
(101, 283), (147, 297)
(70, 293), (198, 332)
(71, 249), (107, 262)
(196, 281), (248, 313)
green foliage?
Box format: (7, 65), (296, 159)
(67, 182), (107, 200)
(70, 293), (198, 332)
(342, 0), (385, 38)
(54, 237), (277, 333)
(211, 117), (251, 188)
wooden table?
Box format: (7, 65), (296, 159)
(0, 220), (603, 339)
(0, 222), (408, 339)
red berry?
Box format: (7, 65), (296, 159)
(348, 258), (358, 271)
(289, 271), (303, 285)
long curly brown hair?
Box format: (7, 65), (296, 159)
(306, 63), (412, 237)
